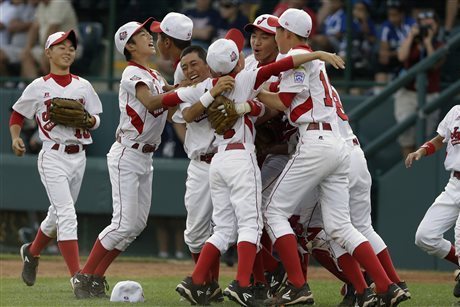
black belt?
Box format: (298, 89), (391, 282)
(306, 123), (332, 131)
(51, 144), (87, 154)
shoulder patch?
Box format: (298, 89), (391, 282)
(294, 71), (305, 84)
(130, 75), (141, 81)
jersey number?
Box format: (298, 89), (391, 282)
(319, 71), (348, 121)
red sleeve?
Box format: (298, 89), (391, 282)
(278, 92), (297, 108)
(247, 100), (264, 117)
(161, 92), (183, 108)
(254, 56), (294, 90)
(9, 111), (25, 127)
(269, 81), (280, 92)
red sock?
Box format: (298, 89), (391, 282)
(261, 246), (280, 272)
(81, 239), (109, 275)
(353, 242), (391, 293)
(29, 228), (53, 256)
(192, 243), (220, 285)
(301, 253), (309, 281)
(253, 251), (266, 285)
(274, 234), (305, 288)
(210, 255), (220, 281)
(191, 252), (200, 264)
(312, 249), (348, 283)
(236, 242), (257, 287)
(377, 248), (401, 283)
(261, 230), (272, 253)
(57, 240), (80, 276)
(94, 249), (121, 277)
(445, 244), (458, 265)
(338, 253), (367, 294)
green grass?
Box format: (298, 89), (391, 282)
(0, 275), (458, 306)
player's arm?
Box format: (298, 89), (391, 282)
(405, 135), (445, 168)
(181, 76), (235, 123)
(135, 83), (169, 112)
(257, 89), (293, 112)
(9, 111), (26, 156)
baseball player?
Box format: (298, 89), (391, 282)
(9, 30), (103, 288)
(407, 105), (460, 298)
(161, 28), (344, 306)
(72, 18), (170, 299)
(258, 8), (407, 306)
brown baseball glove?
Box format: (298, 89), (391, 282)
(206, 95), (239, 135)
(49, 97), (93, 129)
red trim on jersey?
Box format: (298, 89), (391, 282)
(172, 58), (180, 69)
(71, 74), (79, 80)
(290, 96), (313, 123)
(292, 44), (313, 52)
(43, 73), (73, 87)
(126, 103), (144, 134)
(244, 115), (254, 135)
(36, 116), (51, 139)
(254, 56), (294, 90)
(278, 92), (297, 108)
(269, 81), (280, 92)
(128, 61), (158, 80)
(9, 111), (25, 127)
(247, 100), (263, 117)
(162, 92), (182, 108)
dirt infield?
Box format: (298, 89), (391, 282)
(0, 257), (454, 284)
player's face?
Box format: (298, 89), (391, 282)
(47, 40), (76, 69)
(155, 33), (168, 60)
(131, 29), (155, 56)
(250, 29), (278, 64)
(275, 27), (289, 54)
(181, 52), (210, 84)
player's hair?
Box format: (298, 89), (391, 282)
(159, 32), (191, 51)
(180, 45), (207, 63)
(123, 36), (135, 61)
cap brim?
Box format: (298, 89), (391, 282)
(225, 28), (245, 52)
(150, 20), (162, 33)
(50, 30), (78, 49)
(244, 23), (275, 35)
(267, 16), (280, 28)
(137, 17), (155, 34)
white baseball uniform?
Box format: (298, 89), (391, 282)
(12, 73), (103, 241)
(415, 105), (460, 258)
(172, 99), (216, 254)
(264, 46), (369, 254)
(98, 62), (167, 251)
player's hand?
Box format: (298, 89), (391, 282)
(211, 76), (235, 97)
(405, 149), (425, 168)
(12, 137), (26, 156)
(317, 51), (345, 69)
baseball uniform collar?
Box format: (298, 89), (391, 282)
(44, 73), (73, 87)
(128, 61), (158, 80)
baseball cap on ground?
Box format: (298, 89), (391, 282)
(267, 8), (312, 38)
(110, 280), (145, 303)
(45, 30), (77, 50)
(206, 28), (245, 75)
(244, 14), (277, 35)
(150, 12), (193, 41)
(114, 17), (155, 55)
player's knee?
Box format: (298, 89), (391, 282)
(415, 228), (436, 252)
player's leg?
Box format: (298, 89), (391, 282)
(415, 177), (460, 264)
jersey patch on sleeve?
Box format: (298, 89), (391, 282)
(130, 75), (141, 81)
(294, 71), (305, 84)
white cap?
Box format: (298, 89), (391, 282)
(114, 17), (154, 55)
(45, 30), (77, 50)
(110, 281), (145, 303)
(206, 28), (245, 75)
(150, 12), (193, 41)
(268, 8), (312, 38)
(244, 14), (277, 35)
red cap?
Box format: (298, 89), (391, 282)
(224, 28), (245, 52)
(267, 16), (281, 28)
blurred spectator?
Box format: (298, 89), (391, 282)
(184, 0), (220, 47)
(444, 0), (459, 37)
(338, 0), (376, 78)
(311, 0), (345, 52)
(0, 0), (38, 80)
(214, 0), (250, 42)
(154, 216), (186, 259)
(20, 0), (81, 83)
(375, 0), (415, 91)
(395, 10), (444, 158)
(239, 0), (261, 22)
(272, 0), (317, 36)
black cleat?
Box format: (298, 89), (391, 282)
(396, 281), (411, 299)
(71, 272), (91, 299)
(223, 280), (256, 307)
(338, 283), (356, 307)
(209, 280), (224, 303)
(356, 287), (378, 307)
(90, 275), (109, 298)
(454, 270), (460, 298)
(377, 283), (409, 307)
(176, 276), (210, 305)
(20, 243), (39, 286)
(264, 282), (314, 306)
(265, 262), (287, 297)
